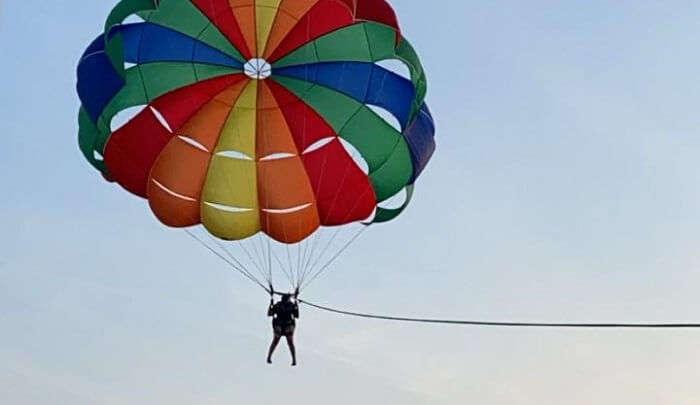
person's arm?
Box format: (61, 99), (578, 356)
(293, 289), (300, 319)
(267, 288), (275, 317)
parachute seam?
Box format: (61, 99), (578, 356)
(188, 5), (247, 62)
(190, 21), (214, 82)
(259, 4), (284, 58)
(260, 3), (304, 59)
(285, 76), (401, 177)
(135, 27), (151, 102)
(143, 1), (243, 62)
(362, 23), (374, 62)
(251, 1), (258, 57)
(265, 80), (322, 232)
(267, 0), (357, 63)
(272, 21), (370, 65)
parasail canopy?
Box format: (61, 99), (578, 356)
(77, 0), (435, 291)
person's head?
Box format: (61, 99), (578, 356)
(282, 293), (291, 302)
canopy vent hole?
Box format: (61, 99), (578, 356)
(244, 58), (272, 80)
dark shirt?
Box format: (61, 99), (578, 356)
(269, 301), (299, 326)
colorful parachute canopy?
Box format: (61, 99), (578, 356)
(77, 0), (435, 244)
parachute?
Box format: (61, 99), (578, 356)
(77, 0), (435, 293)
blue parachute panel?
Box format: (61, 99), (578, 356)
(274, 62), (415, 129)
(402, 103), (436, 183)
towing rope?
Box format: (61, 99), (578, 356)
(299, 299), (700, 329)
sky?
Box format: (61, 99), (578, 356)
(2, 1), (700, 404)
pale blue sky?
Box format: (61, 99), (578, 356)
(2, 1), (700, 404)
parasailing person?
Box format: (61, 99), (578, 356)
(267, 289), (300, 366)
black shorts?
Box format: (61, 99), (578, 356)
(273, 322), (295, 336)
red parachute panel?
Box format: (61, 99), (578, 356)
(268, 0), (355, 62)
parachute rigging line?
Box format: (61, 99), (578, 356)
(207, 232), (268, 285)
(185, 223), (367, 294)
(185, 229), (270, 293)
(300, 226), (368, 291)
(299, 300), (700, 329)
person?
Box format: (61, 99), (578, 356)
(266, 290), (299, 366)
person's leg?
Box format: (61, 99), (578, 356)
(285, 334), (297, 366)
(267, 334), (281, 364)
